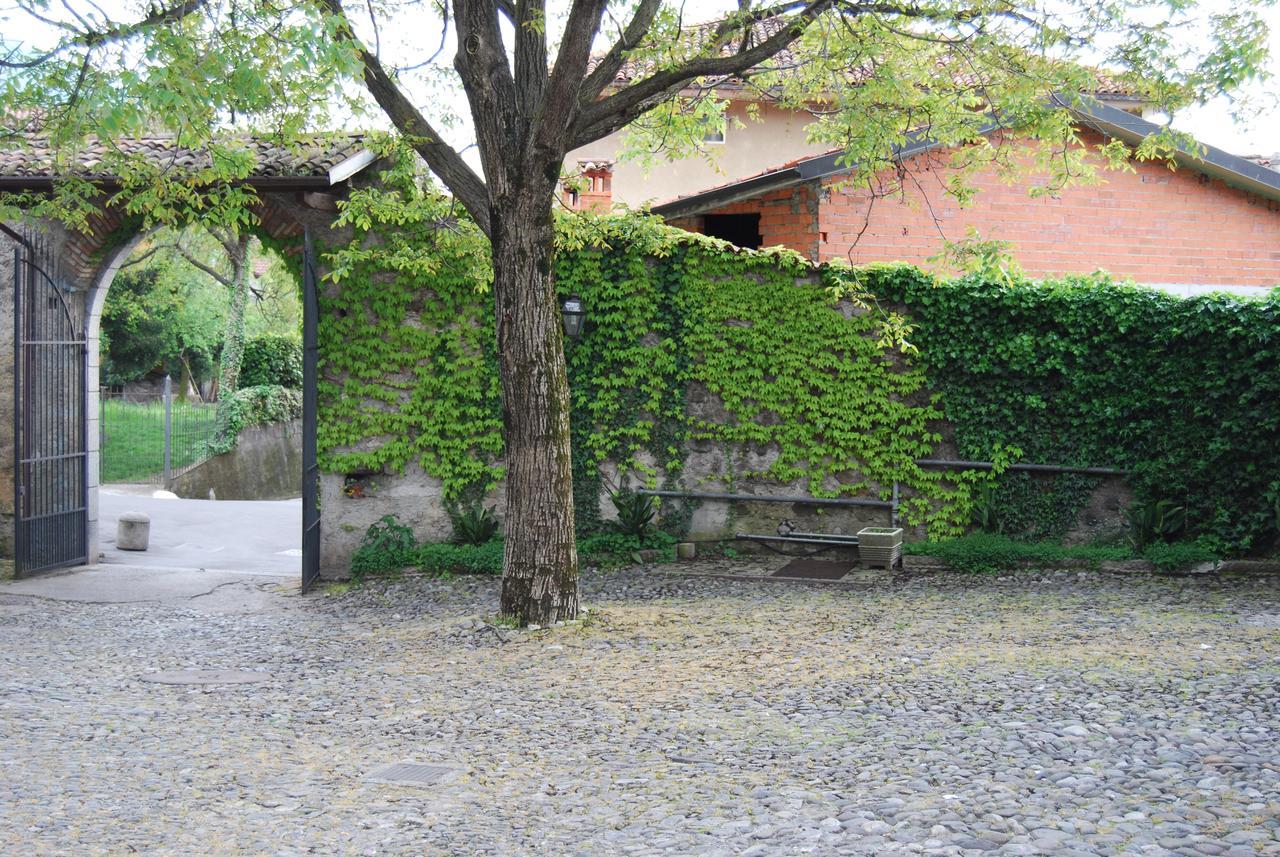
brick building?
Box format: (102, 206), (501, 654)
(627, 101), (1280, 297)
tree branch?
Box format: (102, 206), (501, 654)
(572, 1), (834, 148)
(79, 0), (209, 49)
(176, 243), (232, 288)
(319, 0), (491, 230)
(513, 0), (549, 120)
(577, 0), (662, 103)
(0, 0), (209, 69)
(530, 0), (608, 154)
(453, 0), (521, 198)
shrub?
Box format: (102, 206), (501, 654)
(609, 490), (656, 538)
(350, 514), (418, 580)
(240, 335), (303, 388)
(1143, 541), (1218, 571)
(1124, 499), (1186, 551)
(579, 530), (676, 567)
(208, 384), (302, 454)
(415, 540), (504, 576)
(447, 501), (500, 545)
(904, 532), (1130, 573)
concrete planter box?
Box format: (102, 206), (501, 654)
(857, 527), (903, 548)
(857, 527), (903, 569)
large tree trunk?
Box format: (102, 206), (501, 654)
(492, 191), (579, 625)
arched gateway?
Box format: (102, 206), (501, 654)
(0, 136), (379, 588)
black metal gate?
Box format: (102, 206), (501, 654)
(12, 232), (88, 576)
(301, 230), (321, 591)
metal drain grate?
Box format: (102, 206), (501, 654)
(366, 762), (459, 788)
(772, 559), (852, 579)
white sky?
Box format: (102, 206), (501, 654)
(3, 0), (1278, 158)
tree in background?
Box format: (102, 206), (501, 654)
(1, 0), (1269, 623)
(99, 267), (190, 388)
(102, 226), (301, 400)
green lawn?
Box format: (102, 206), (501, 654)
(99, 397), (218, 483)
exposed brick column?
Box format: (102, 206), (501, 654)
(564, 160), (614, 213)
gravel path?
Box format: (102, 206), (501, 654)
(2, 566), (1279, 856)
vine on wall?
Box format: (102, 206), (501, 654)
(319, 176), (966, 532)
(319, 150), (504, 499)
(316, 169), (1280, 554)
(864, 265), (1280, 554)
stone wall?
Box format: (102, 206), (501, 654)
(172, 419), (303, 501)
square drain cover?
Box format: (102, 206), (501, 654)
(366, 762), (458, 788)
(772, 559), (852, 579)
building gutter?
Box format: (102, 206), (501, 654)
(1063, 95), (1280, 205)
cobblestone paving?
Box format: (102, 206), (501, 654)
(2, 566), (1279, 856)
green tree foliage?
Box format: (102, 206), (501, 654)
(240, 335), (303, 388)
(100, 263), (221, 388)
(99, 267), (177, 386)
(101, 227), (302, 394)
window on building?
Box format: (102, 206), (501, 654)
(702, 213), (761, 249)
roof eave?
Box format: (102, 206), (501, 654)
(652, 98), (1280, 219)
(0, 174), (339, 193)
(652, 118), (1002, 219)
(1068, 96), (1280, 205)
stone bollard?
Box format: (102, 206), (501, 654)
(117, 512), (151, 551)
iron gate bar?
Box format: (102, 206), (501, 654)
(12, 232), (89, 576)
(300, 229), (321, 592)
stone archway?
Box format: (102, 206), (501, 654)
(0, 137), (375, 580)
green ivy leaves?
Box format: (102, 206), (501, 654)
(867, 266), (1280, 554)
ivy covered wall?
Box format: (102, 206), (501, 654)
(860, 265), (1280, 555)
(314, 196), (1280, 570)
(316, 214), (970, 567)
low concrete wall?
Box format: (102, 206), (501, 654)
(172, 419), (302, 501)
(318, 464), (504, 579)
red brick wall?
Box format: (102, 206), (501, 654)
(817, 135), (1280, 288)
(669, 184), (819, 258)
(564, 167), (614, 213)
(666, 135), (1280, 289)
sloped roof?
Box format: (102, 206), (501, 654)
(599, 15), (1134, 97)
(0, 134), (372, 188)
(651, 99), (1280, 219)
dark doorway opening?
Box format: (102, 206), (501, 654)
(702, 213), (762, 249)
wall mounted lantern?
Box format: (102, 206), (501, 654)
(561, 294), (585, 340)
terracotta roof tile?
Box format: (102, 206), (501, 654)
(0, 133), (366, 180)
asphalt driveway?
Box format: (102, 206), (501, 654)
(98, 485), (300, 575)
